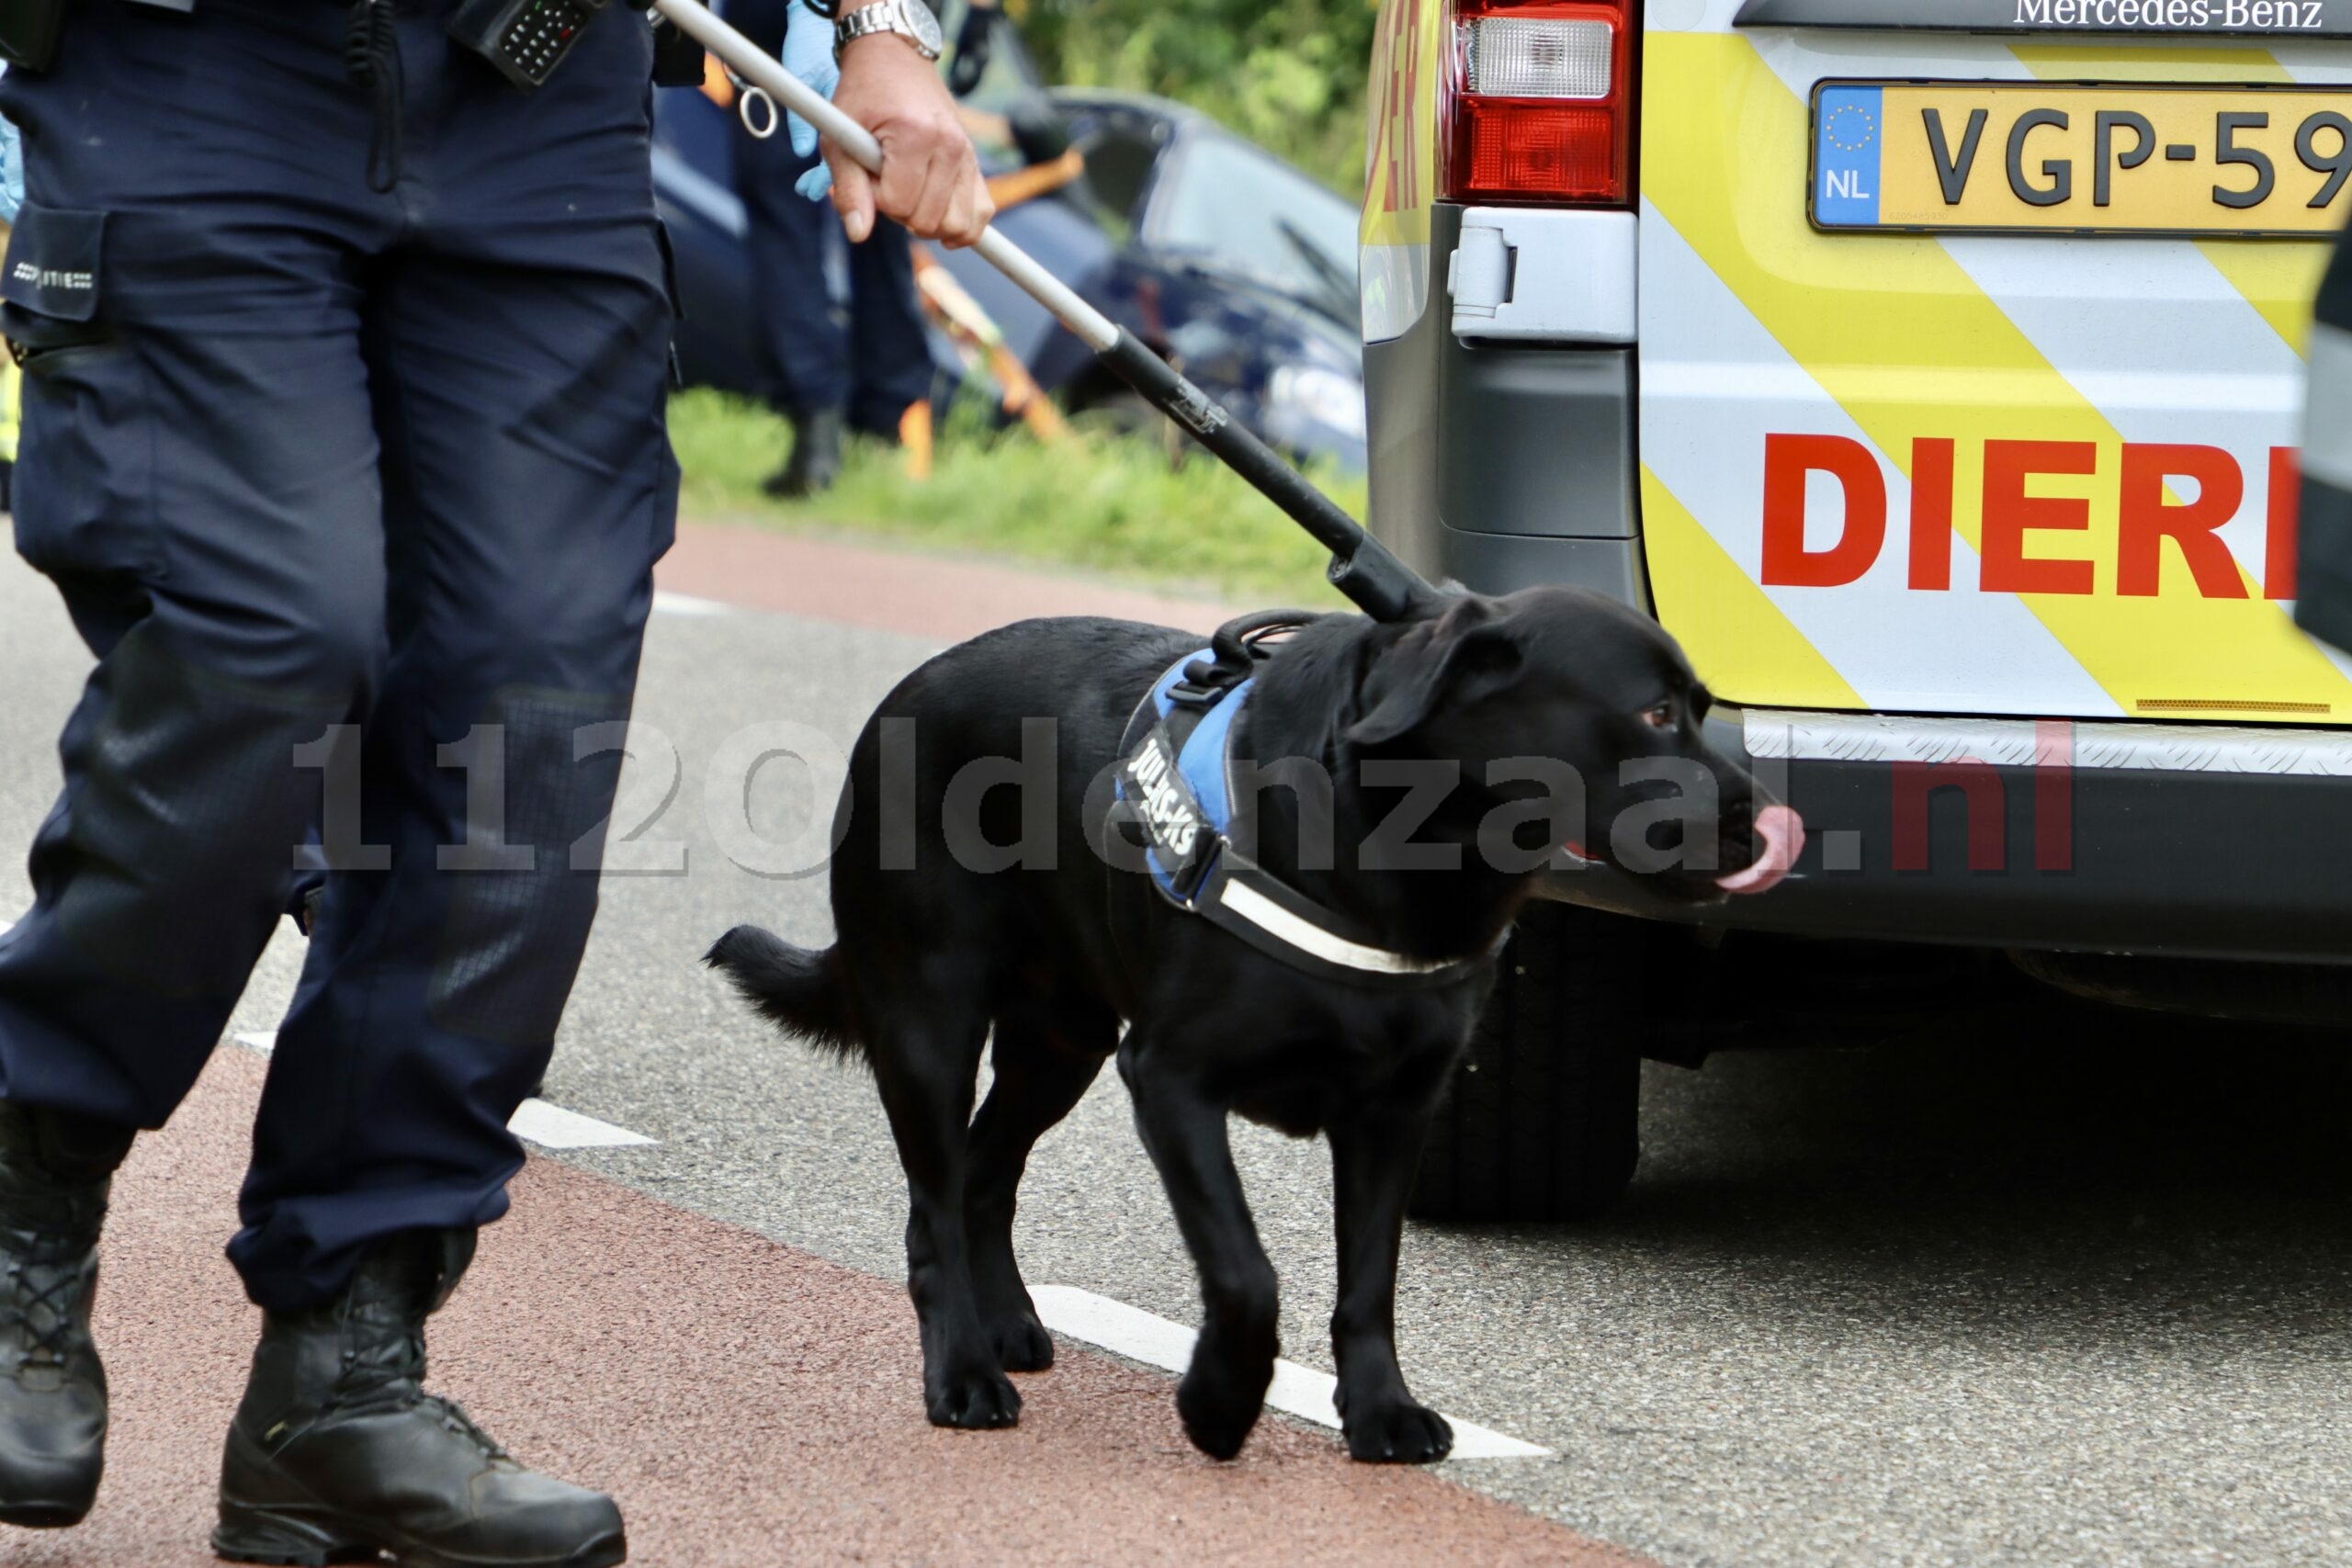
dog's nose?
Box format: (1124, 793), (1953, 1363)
(1715, 804), (1804, 895)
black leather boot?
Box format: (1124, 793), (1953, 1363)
(213, 1231), (624, 1568)
(763, 404), (846, 499)
(0, 1100), (133, 1529)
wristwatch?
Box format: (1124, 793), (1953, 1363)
(834, 0), (944, 62)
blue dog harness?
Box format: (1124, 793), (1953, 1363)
(1110, 649), (1492, 990)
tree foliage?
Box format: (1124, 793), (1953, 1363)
(1007, 0), (1380, 194)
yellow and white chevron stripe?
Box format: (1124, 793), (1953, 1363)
(1643, 3), (2352, 720)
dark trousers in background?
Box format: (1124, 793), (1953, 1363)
(0, 0), (677, 1311)
(727, 0), (934, 432)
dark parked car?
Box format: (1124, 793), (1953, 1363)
(650, 39), (1368, 468)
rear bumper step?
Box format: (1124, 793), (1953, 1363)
(1542, 705), (2352, 964)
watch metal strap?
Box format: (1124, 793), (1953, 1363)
(838, 1), (936, 58)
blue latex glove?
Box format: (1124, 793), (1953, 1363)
(784, 2), (840, 202)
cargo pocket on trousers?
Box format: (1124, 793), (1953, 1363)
(2, 202), (164, 581)
(650, 434), (680, 561)
(654, 216), (686, 389)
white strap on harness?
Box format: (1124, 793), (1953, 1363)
(1214, 880), (1464, 978)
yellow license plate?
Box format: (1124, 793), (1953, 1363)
(1812, 80), (2352, 237)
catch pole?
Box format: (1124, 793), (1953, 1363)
(652, 0), (1447, 624)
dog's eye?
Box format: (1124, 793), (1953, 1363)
(1640, 702), (1676, 730)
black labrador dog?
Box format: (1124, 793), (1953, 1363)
(708, 587), (1801, 1463)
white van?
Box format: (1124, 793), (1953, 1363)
(1360, 0), (2352, 1220)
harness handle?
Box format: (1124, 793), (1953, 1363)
(1175, 610), (1321, 705)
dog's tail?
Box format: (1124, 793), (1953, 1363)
(704, 926), (862, 1059)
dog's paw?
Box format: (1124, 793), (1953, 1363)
(925, 1363), (1023, 1429)
(1343, 1400), (1454, 1464)
(1175, 1359), (1269, 1461)
(987, 1312), (1056, 1373)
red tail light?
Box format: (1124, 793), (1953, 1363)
(1443, 1), (1636, 207)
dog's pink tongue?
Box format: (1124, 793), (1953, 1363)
(1716, 804), (1804, 895)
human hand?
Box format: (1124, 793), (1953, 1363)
(825, 15), (994, 246)
(780, 0), (842, 202)
(776, 1), (994, 245)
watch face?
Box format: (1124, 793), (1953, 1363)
(906, 1), (944, 54)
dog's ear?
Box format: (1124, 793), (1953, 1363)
(1346, 597), (1525, 748)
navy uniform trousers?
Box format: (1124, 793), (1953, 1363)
(727, 0), (933, 432)
(0, 1), (677, 1312)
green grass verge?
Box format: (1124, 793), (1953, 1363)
(668, 387), (1356, 607)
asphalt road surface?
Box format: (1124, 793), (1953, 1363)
(2, 522), (2347, 1568)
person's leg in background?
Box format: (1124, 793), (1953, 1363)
(209, 11), (663, 1564)
(843, 215), (939, 457)
(0, 5), (396, 1529)
(729, 0), (854, 495)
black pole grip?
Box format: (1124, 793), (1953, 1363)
(1099, 331), (1446, 624)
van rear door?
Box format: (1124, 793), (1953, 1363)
(1636, 0), (2352, 722)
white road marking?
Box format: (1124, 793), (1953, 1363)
(652, 590), (730, 618)
(228, 1032), (653, 1149)
(1028, 1284), (1551, 1461)
(506, 1099), (656, 1149)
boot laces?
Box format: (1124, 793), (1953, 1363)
(421, 1393), (514, 1463)
(1, 1235), (92, 1368)
(326, 1307), (512, 1464)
